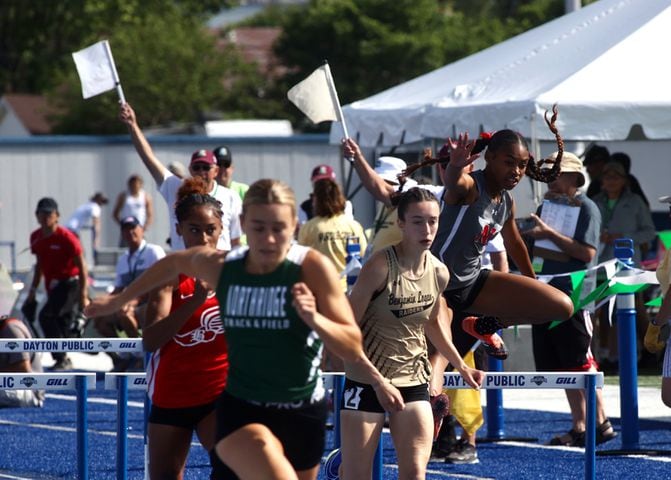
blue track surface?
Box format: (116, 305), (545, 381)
(0, 377), (670, 479)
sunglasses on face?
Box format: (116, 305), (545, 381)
(191, 164), (212, 172)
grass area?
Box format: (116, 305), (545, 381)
(604, 374), (661, 388)
(603, 365), (663, 388)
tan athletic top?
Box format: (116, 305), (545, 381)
(348, 246), (441, 387)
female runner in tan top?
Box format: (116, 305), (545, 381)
(341, 187), (483, 480)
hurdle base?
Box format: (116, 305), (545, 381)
(596, 449), (671, 457)
(478, 436), (538, 444)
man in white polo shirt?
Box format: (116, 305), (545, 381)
(93, 216), (165, 370)
(119, 102), (242, 252)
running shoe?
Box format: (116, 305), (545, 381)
(444, 438), (479, 464)
(462, 316), (508, 360)
(430, 393), (450, 441)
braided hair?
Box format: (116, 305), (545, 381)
(174, 177), (223, 222)
(396, 104), (564, 189)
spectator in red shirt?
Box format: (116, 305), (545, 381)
(23, 197), (89, 371)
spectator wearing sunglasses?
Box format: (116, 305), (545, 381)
(119, 102), (242, 252)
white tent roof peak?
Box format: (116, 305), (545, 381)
(331, 0), (671, 147)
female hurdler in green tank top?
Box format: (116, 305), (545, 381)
(85, 179), (405, 480)
(340, 188), (484, 480)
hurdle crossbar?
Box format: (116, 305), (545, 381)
(0, 337), (144, 353)
(0, 372), (96, 480)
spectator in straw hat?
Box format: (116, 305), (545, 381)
(520, 151), (616, 446)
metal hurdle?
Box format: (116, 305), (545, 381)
(104, 372), (148, 480)
(327, 371), (603, 480)
(0, 337), (144, 479)
(0, 372), (96, 479)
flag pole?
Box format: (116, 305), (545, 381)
(322, 61), (353, 164)
(102, 40), (126, 104)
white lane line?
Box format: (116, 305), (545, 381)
(386, 464), (492, 479)
(0, 419), (200, 447)
(496, 440), (671, 463)
(46, 393), (144, 408)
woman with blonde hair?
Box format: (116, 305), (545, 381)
(86, 178), (404, 480)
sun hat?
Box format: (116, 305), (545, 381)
(374, 156), (407, 185)
(547, 151), (586, 187)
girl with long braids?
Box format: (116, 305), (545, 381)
(141, 177), (232, 479)
(86, 178), (404, 480)
(343, 108), (573, 359)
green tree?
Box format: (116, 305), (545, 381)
(0, 0), (258, 134)
(269, 0), (588, 131)
(51, 7), (262, 134)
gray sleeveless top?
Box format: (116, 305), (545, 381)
(430, 170), (512, 290)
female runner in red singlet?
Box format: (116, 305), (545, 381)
(143, 177), (231, 479)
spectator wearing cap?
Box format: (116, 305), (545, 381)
(585, 146), (650, 207)
(213, 145), (249, 203)
(297, 164), (353, 227)
(118, 102), (242, 252)
(298, 178), (367, 292)
(65, 192), (109, 250)
(519, 151), (616, 446)
(92, 215), (165, 371)
(24, 197), (90, 371)
(593, 161), (656, 372)
(112, 174), (154, 247)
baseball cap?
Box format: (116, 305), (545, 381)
(213, 146), (232, 168)
(659, 196), (671, 204)
(374, 156), (407, 185)
(91, 192), (109, 205)
(35, 197), (58, 214)
(190, 149), (216, 166)
(120, 216), (141, 229)
(546, 151), (586, 187)
(311, 165), (336, 182)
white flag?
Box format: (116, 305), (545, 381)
(72, 40), (120, 99)
(287, 64), (342, 125)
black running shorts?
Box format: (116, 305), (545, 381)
(340, 378), (429, 413)
(215, 391), (327, 471)
(532, 310), (596, 371)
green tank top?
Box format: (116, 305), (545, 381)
(216, 244), (324, 403)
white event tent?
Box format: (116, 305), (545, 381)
(329, 0), (671, 148)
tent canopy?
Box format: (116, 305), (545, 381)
(330, 0), (671, 147)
